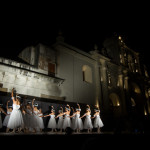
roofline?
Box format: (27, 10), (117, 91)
(52, 41), (95, 60)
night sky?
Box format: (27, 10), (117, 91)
(0, 3), (150, 70)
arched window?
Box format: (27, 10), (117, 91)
(131, 83), (141, 94)
(128, 54), (135, 72)
(82, 65), (93, 83)
(145, 90), (149, 99)
(144, 107), (148, 116)
(131, 97), (136, 106)
(109, 93), (120, 106)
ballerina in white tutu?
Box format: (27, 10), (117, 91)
(44, 106), (57, 132)
(55, 107), (64, 133)
(7, 88), (24, 133)
(70, 104), (83, 133)
(74, 104), (83, 133)
(0, 104), (7, 129)
(32, 99), (44, 132)
(3, 100), (13, 131)
(70, 107), (76, 131)
(38, 108), (44, 132)
(32, 99), (40, 133)
(92, 105), (104, 133)
(24, 101), (33, 132)
(62, 104), (71, 130)
(80, 105), (93, 133)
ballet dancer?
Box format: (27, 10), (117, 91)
(62, 104), (71, 131)
(32, 98), (40, 133)
(91, 105), (104, 133)
(44, 106), (57, 132)
(3, 100), (13, 132)
(55, 107), (64, 132)
(80, 104), (93, 133)
(7, 88), (24, 133)
(74, 103), (83, 133)
(70, 107), (76, 131)
(38, 108), (44, 132)
(24, 100), (35, 133)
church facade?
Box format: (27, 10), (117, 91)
(0, 35), (150, 132)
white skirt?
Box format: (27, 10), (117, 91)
(63, 116), (71, 129)
(33, 114), (44, 130)
(7, 109), (24, 129)
(94, 116), (104, 128)
(74, 117), (83, 130)
(38, 117), (44, 129)
(3, 115), (10, 127)
(71, 117), (76, 130)
(47, 117), (57, 129)
(57, 116), (63, 129)
(83, 117), (93, 129)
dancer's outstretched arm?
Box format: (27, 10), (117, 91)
(44, 113), (51, 117)
(80, 113), (86, 119)
(69, 112), (76, 118)
(55, 113), (63, 118)
(1, 107), (7, 115)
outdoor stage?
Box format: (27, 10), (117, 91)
(0, 131), (149, 150)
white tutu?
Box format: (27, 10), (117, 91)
(7, 104), (24, 129)
(71, 114), (76, 130)
(32, 111), (44, 131)
(57, 116), (63, 129)
(25, 109), (35, 129)
(94, 115), (104, 128)
(83, 114), (93, 129)
(62, 114), (71, 129)
(38, 113), (44, 129)
(47, 115), (56, 129)
(33, 110), (41, 129)
(74, 114), (83, 130)
(3, 111), (11, 127)
(0, 112), (2, 128)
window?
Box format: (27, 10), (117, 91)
(109, 93), (120, 106)
(131, 98), (136, 106)
(145, 70), (149, 78)
(82, 65), (93, 83)
(120, 54), (123, 64)
(48, 63), (55, 76)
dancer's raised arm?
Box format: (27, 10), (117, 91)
(87, 104), (90, 109)
(11, 88), (16, 103)
(32, 98), (35, 108)
(77, 103), (80, 109)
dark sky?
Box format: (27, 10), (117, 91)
(0, 3), (150, 69)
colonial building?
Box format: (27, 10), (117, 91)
(0, 34), (150, 132)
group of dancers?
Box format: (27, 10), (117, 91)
(0, 88), (104, 134)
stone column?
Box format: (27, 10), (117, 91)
(99, 59), (109, 113)
(118, 74), (127, 116)
(94, 61), (102, 107)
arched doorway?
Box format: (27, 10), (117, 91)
(109, 93), (121, 117)
(109, 93), (122, 132)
